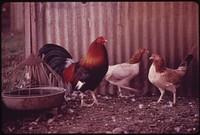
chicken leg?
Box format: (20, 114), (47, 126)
(80, 91), (102, 107)
(118, 86), (123, 97)
(173, 92), (176, 104)
(157, 88), (165, 103)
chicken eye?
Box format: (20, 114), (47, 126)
(97, 38), (102, 44)
(141, 49), (145, 53)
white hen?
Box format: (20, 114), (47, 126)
(105, 48), (149, 97)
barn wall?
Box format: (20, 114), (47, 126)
(24, 2), (199, 97)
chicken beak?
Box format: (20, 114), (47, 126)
(103, 39), (107, 45)
(149, 55), (154, 60)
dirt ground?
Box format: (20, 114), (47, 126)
(2, 92), (199, 134)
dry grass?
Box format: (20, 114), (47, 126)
(1, 32), (25, 68)
(1, 32), (25, 90)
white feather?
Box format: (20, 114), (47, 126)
(105, 63), (140, 86)
(148, 64), (176, 91)
(75, 81), (85, 90)
(65, 58), (74, 68)
(106, 63), (139, 79)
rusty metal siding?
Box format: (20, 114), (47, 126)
(23, 2), (199, 97)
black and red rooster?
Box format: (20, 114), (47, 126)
(38, 37), (109, 107)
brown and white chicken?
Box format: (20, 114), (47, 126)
(105, 48), (149, 97)
(148, 53), (193, 104)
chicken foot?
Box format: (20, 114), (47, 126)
(117, 85), (140, 97)
(157, 88), (176, 104)
(80, 91), (103, 107)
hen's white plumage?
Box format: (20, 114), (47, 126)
(106, 63), (139, 86)
(105, 48), (149, 97)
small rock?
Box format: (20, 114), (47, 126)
(47, 117), (55, 124)
(97, 94), (101, 97)
(161, 105), (167, 109)
(28, 126), (33, 130)
(174, 127), (181, 132)
(49, 126), (53, 130)
(138, 104), (144, 109)
(187, 128), (193, 132)
(188, 102), (192, 105)
(35, 117), (41, 122)
(59, 121), (65, 125)
(103, 96), (111, 99)
(71, 91), (79, 97)
(57, 114), (63, 118)
(7, 127), (15, 132)
(129, 94), (135, 97)
(64, 95), (71, 101)
(131, 98), (136, 102)
(124, 96), (129, 99)
(149, 123), (157, 127)
(68, 108), (74, 114)
(125, 117), (132, 120)
(112, 127), (124, 134)
(53, 130), (58, 133)
(106, 131), (112, 134)
(168, 101), (173, 107)
(111, 116), (116, 122)
(29, 121), (37, 126)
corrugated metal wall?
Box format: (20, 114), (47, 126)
(10, 2), (24, 33)
(24, 2), (199, 97)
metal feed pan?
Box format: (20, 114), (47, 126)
(2, 87), (66, 110)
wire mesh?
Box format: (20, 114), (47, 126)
(3, 54), (65, 96)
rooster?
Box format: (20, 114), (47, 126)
(105, 48), (149, 97)
(148, 53), (193, 104)
(39, 37), (108, 107)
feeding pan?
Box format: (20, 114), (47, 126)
(2, 54), (68, 110)
(2, 87), (66, 110)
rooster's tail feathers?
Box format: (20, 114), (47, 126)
(38, 44), (74, 76)
(179, 54), (193, 67)
(39, 44), (72, 59)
